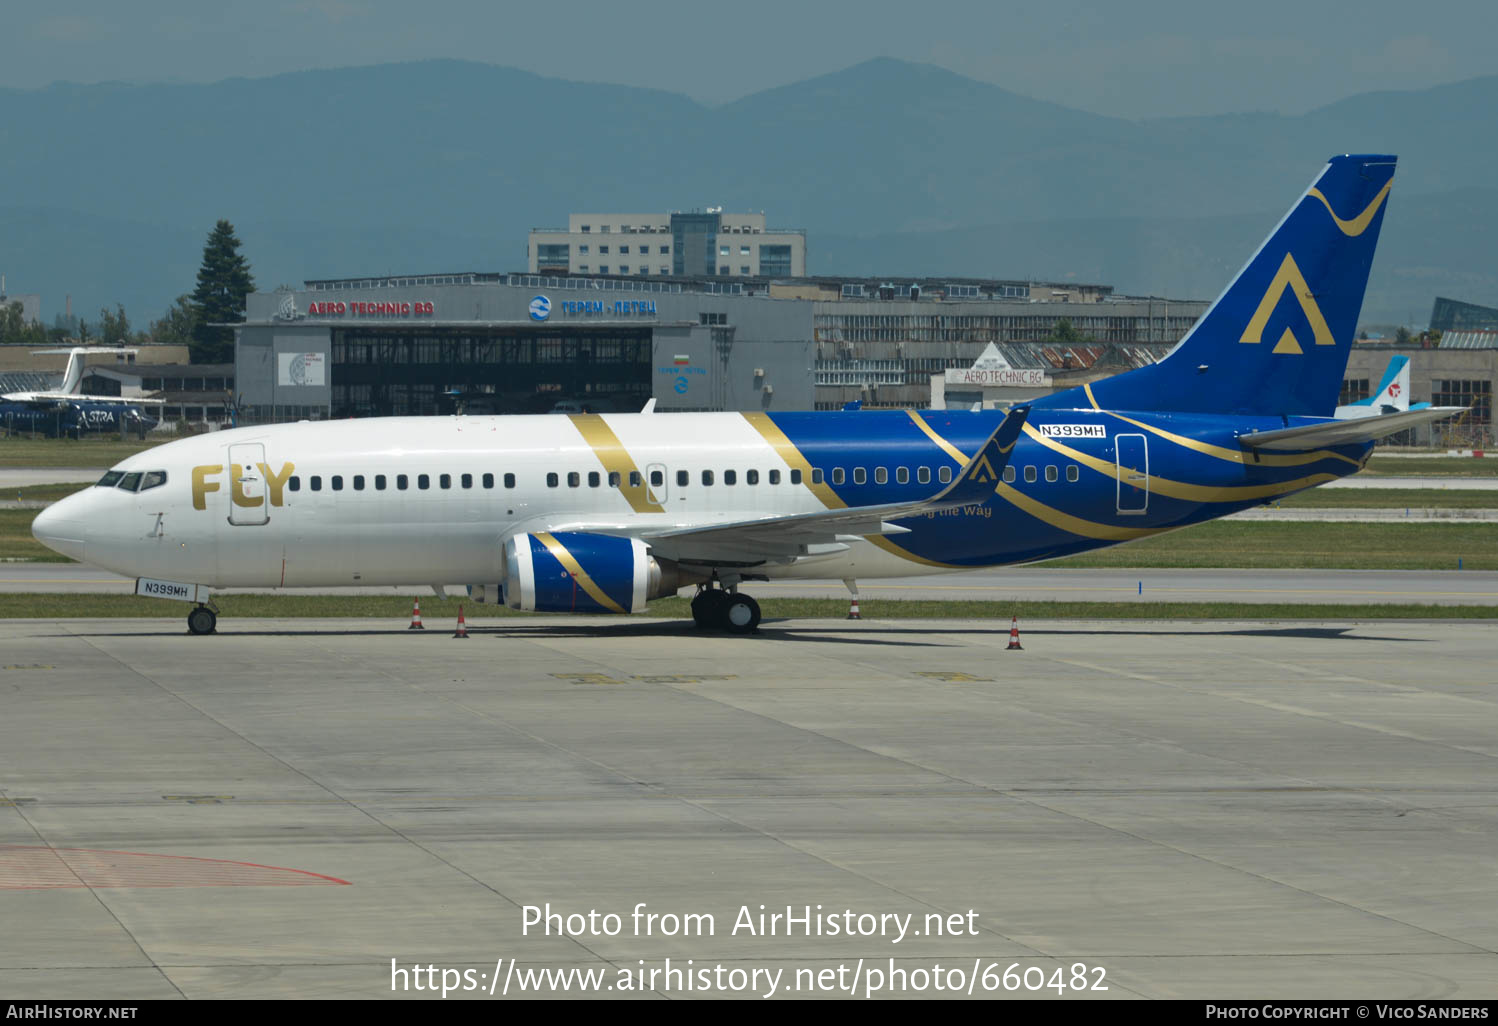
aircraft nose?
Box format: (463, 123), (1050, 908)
(31, 500), (88, 561)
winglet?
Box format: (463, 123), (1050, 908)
(929, 404), (1029, 508)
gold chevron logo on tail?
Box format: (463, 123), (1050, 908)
(968, 452), (999, 484)
(1239, 253), (1335, 355)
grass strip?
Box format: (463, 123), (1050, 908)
(3, 593), (1495, 621)
(1362, 456), (1498, 477)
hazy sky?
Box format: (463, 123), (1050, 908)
(8, 0), (1495, 119)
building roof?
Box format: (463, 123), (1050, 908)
(1440, 330), (1498, 349)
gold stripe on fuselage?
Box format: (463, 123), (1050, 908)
(568, 414), (665, 513)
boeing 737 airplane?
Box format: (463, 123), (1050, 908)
(32, 154), (1465, 635)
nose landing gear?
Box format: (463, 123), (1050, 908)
(186, 603), (218, 635)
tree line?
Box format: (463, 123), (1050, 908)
(0, 220), (254, 364)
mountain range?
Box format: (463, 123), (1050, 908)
(1, 57), (1494, 329)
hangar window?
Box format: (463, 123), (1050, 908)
(331, 476), (343, 491)
(439, 474), (451, 489)
(1067, 465), (1080, 483)
(660, 246), (670, 254)
(140, 471), (167, 491)
(769, 469), (780, 484)
(504, 473), (516, 489)
(353, 475), (365, 490)
(567, 472), (580, 487)
(588, 472), (601, 487)
(1024, 466), (1037, 483)
(1045, 466), (1058, 483)
(310, 476), (322, 492)
(724, 470), (736, 485)
(418, 474), (430, 490)
(579, 245), (589, 255)
(939, 467), (953, 484)
(702, 470), (714, 486)
(289, 476), (301, 492)
(482, 473), (493, 488)
(874, 468), (887, 485)
(917, 467), (930, 484)
(853, 468), (867, 485)
(1003, 466), (1016, 483)
(831, 469), (845, 485)
(547, 473), (558, 488)
(599, 265), (609, 274)
(461, 473), (473, 489)
(600, 246), (609, 254)
(746, 469), (759, 485)
(397, 474), (408, 490)
(620, 245), (629, 255)
(375, 475), (386, 490)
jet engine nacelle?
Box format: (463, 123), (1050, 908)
(503, 531), (697, 613)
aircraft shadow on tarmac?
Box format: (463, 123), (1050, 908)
(53, 620), (1427, 645)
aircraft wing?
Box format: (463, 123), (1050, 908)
(2, 392), (165, 406)
(640, 405), (1028, 564)
(1241, 406), (1465, 451)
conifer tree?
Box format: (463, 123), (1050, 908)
(189, 220), (255, 363)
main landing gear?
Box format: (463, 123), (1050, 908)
(690, 583), (761, 634)
(187, 603), (218, 635)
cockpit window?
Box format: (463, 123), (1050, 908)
(96, 471), (124, 488)
(117, 472), (143, 491)
(139, 470), (167, 491)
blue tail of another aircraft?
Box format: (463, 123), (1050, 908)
(1039, 154), (1397, 418)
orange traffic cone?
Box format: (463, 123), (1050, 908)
(847, 596), (861, 619)
(408, 598), (425, 630)
(453, 605), (469, 639)
(1006, 614), (1023, 650)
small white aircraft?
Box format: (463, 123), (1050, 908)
(1, 347), (163, 408)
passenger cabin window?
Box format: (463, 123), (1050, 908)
(331, 475), (343, 491)
(746, 469), (759, 485)
(353, 475), (365, 490)
(896, 467), (909, 484)
(769, 469), (780, 485)
(630, 471), (643, 488)
(1067, 466), (1080, 483)
(418, 474), (430, 490)
(397, 474), (409, 490)
(917, 467), (930, 485)
(831, 469), (845, 485)
(375, 474), (387, 490)
(853, 468), (867, 485)
(608, 471), (620, 487)
(724, 470), (737, 485)
(650, 470), (663, 487)
(310, 476), (322, 492)
(809, 469), (822, 485)
(461, 473), (473, 489)
(439, 474), (451, 489)
(588, 472), (600, 488)
(567, 472), (580, 487)
(140, 471), (167, 491)
(1003, 466), (1016, 484)
(676, 470), (688, 487)
(97, 471), (124, 488)
(482, 473), (494, 488)
(702, 470), (714, 486)
(547, 473), (559, 488)
(289, 476), (301, 492)
(504, 473), (516, 489)
(1024, 466), (1037, 483)
(1045, 466), (1058, 483)
(939, 467), (953, 484)
(874, 468), (888, 485)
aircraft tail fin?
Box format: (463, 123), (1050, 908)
(1357, 355), (1410, 412)
(1035, 154), (1397, 418)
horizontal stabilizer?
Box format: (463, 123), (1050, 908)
(1241, 406), (1465, 451)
